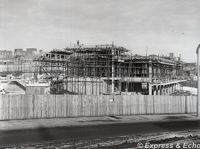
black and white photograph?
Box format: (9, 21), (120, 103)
(0, 0), (200, 148)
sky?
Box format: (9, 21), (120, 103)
(0, 0), (200, 62)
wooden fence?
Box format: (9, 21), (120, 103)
(0, 95), (197, 120)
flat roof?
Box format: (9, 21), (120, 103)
(26, 83), (49, 87)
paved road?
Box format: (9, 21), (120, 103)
(1, 119), (200, 147)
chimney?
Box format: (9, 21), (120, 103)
(77, 40), (80, 46)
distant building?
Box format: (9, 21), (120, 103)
(14, 49), (25, 57)
(169, 53), (174, 59)
(0, 50), (13, 60)
(25, 48), (37, 60)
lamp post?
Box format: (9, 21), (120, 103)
(196, 44), (200, 116)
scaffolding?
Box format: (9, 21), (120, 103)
(34, 44), (183, 95)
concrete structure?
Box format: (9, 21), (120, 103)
(34, 44), (185, 95)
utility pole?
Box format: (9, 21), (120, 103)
(196, 44), (200, 116)
(111, 42), (115, 94)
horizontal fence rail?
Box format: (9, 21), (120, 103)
(0, 95), (197, 120)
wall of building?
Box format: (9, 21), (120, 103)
(0, 95), (196, 120)
(51, 78), (112, 95)
(26, 86), (50, 94)
(0, 63), (36, 75)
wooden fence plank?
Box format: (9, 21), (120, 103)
(0, 95), (198, 120)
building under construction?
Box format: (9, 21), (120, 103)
(34, 44), (185, 95)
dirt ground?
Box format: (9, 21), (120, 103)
(2, 130), (200, 149)
(1, 115), (200, 149)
